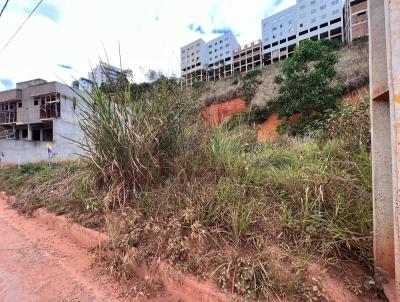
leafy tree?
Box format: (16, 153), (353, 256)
(271, 40), (342, 135)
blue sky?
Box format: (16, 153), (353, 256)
(0, 0), (295, 89)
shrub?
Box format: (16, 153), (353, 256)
(270, 40), (342, 135)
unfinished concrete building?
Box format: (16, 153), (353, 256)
(0, 79), (84, 164)
(344, 0), (368, 43)
(233, 40), (262, 75)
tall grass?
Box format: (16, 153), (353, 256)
(75, 80), (195, 207)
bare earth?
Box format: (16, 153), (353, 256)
(0, 196), (136, 302)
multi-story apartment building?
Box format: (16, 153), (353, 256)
(181, 32), (240, 86)
(72, 77), (94, 93)
(206, 32), (240, 81)
(180, 0), (349, 85)
(262, 0), (345, 65)
(0, 79), (84, 164)
(344, 0), (368, 43)
(89, 63), (123, 86)
(180, 39), (209, 84)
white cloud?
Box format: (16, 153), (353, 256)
(0, 0), (295, 87)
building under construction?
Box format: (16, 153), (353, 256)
(0, 79), (84, 164)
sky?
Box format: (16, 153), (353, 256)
(0, 0), (295, 90)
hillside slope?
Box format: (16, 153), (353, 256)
(198, 39), (369, 108)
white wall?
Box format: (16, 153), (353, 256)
(0, 137), (82, 165)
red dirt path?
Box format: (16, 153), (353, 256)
(0, 196), (175, 302)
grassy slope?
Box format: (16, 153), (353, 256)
(0, 40), (379, 301)
(0, 96), (376, 301)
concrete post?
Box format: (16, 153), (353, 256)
(27, 124), (32, 141)
(384, 1), (400, 300)
(369, 1), (400, 300)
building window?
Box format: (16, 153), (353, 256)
(320, 4), (326, 10)
(34, 100), (38, 106)
(18, 102), (22, 108)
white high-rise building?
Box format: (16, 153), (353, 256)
(72, 77), (94, 93)
(180, 31), (240, 85)
(89, 63), (123, 86)
(206, 32), (240, 69)
(180, 39), (208, 75)
(262, 0), (345, 64)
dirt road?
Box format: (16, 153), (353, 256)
(0, 196), (134, 302)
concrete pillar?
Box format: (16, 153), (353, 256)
(369, 1), (400, 300)
(27, 124), (32, 141)
(384, 1), (400, 299)
(40, 129), (43, 141)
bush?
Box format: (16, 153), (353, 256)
(270, 40), (342, 135)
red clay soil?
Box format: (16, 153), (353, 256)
(202, 97), (248, 127)
(257, 113), (283, 143)
(0, 195), (176, 302)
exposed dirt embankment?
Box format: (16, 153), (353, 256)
(202, 87), (369, 143)
(202, 97), (247, 127)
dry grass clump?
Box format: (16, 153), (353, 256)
(197, 77), (241, 106)
(336, 38), (369, 93)
(0, 163), (105, 229)
(251, 62), (282, 107)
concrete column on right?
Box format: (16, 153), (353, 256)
(369, 0), (400, 300)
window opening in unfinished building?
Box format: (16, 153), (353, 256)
(36, 92), (61, 120)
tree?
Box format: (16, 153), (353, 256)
(271, 40), (342, 135)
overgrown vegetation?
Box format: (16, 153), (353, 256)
(0, 162), (104, 228)
(0, 40), (376, 300)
